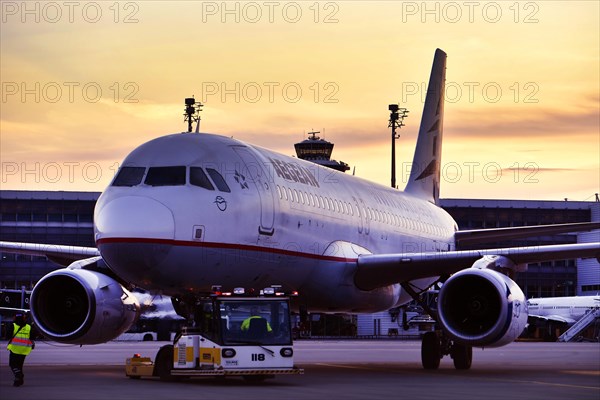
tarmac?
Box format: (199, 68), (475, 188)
(1, 340), (599, 400)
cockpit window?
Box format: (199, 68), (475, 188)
(112, 167), (146, 187)
(190, 167), (215, 190)
(206, 168), (231, 192)
(144, 166), (186, 186)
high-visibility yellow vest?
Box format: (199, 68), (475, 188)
(7, 324), (33, 356)
(240, 316), (273, 332)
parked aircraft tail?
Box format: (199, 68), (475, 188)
(404, 48), (447, 204)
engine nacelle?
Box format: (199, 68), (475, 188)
(30, 268), (140, 344)
(437, 268), (528, 347)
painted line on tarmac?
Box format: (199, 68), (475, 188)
(561, 370), (600, 377)
(475, 375), (600, 391)
(314, 363), (386, 371)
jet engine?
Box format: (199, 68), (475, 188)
(30, 267), (140, 344)
(437, 267), (528, 347)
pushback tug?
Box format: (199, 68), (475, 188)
(125, 286), (304, 382)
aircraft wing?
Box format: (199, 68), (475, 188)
(528, 314), (576, 324)
(0, 241), (99, 267)
(354, 242), (600, 291)
(454, 222), (600, 247)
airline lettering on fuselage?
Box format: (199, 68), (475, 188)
(268, 157), (320, 188)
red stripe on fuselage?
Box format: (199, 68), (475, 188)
(95, 237), (356, 263)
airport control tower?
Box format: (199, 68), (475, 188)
(294, 131), (350, 173)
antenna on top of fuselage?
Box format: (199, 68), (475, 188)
(184, 96), (203, 133)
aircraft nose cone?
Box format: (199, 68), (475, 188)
(95, 196), (175, 241)
(95, 196), (175, 288)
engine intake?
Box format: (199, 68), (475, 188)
(31, 268), (140, 344)
(437, 267), (528, 347)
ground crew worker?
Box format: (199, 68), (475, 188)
(6, 313), (35, 387)
(240, 307), (272, 333)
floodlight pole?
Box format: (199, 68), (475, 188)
(388, 104), (409, 189)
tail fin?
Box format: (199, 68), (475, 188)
(404, 48), (447, 204)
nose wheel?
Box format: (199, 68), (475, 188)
(421, 331), (473, 370)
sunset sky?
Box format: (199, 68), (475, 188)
(1, 1), (598, 201)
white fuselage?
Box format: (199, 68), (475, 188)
(94, 133), (457, 312)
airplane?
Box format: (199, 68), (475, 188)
(527, 295), (600, 325)
(1, 48), (599, 370)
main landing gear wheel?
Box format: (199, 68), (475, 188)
(451, 343), (473, 370)
(421, 331), (441, 370)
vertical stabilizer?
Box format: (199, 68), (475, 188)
(404, 49), (446, 204)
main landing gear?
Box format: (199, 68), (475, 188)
(400, 282), (473, 370)
(421, 331), (472, 370)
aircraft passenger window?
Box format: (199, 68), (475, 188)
(206, 169), (231, 192)
(112, 166), (146, 187)
(145, 166), (186, 186)
(190, 167), (215, 190)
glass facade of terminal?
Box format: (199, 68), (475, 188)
(1, 192), (97, 289)
(441, 202), (590, 298)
